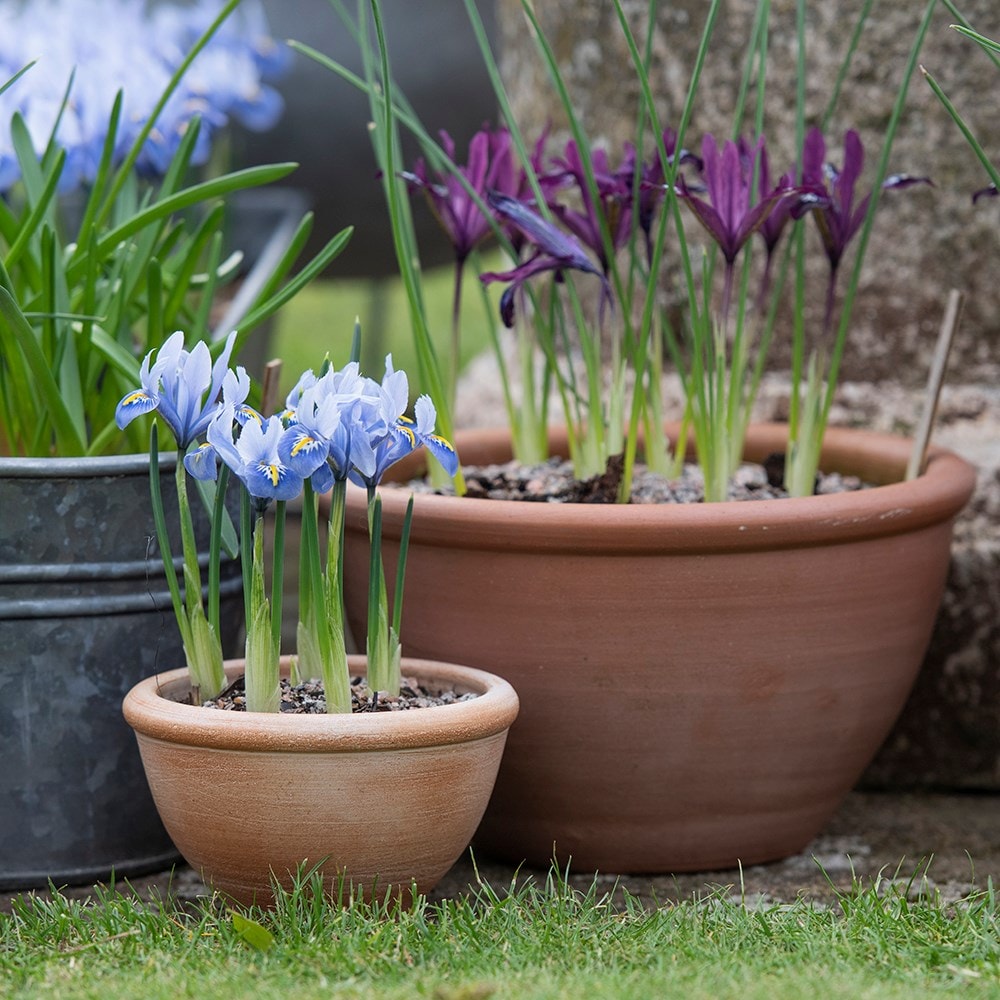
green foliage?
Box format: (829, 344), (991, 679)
(0, 1), (352, 458)
(2, 864), (1000, 999)
(924, 4), (1000, 198)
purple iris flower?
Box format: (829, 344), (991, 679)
(802, 127), (932, 273)
(620, 127), (702, 265)
(499, 129), (559, 259)
(479, 190), (612, 328)
(115, 330), (238, 449)
(405, 125), (518, 264)
(677, 134), (792, 267)
(405, 125), (522, 398)
(543, 139), (634, 274)
(747, 139), (828, 307)
(677, 134), (798, 323)
(753, 142), (797, 256)
(802, 127), (931, 330)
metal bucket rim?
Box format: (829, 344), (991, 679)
(0, 452), (175, 479)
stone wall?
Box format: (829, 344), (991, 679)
(492, 0), (1000, 788)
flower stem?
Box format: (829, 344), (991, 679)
(245, 511), (280, 713)
(450, 256), (465, 411)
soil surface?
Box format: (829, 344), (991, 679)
(412, 455), (865, 504)
(4, 792), (997, 913)
(203, 675), (477, 713)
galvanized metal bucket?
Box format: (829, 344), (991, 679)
(0, 453), (243, 889)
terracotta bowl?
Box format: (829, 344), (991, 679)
(341, 423), (976, 873)
(123, 656), (519, 905)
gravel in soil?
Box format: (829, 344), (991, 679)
(202, 675), (479, 713)
(410, 454), (866, 504)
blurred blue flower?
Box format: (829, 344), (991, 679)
(0, 0), (288, 191)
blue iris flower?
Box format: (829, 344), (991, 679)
(195, 403), (303, 509)
(278, 362), (374, 491)
(115, 330), (238, 449)
(349, 357), (459, 490)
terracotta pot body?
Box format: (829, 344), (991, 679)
(342, 424), (976, 873)
(123, 656), (518, 905)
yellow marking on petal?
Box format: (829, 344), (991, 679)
(240, 406), (263, 425)
(398, 425), (416, 447)
(122, 391), (150, 406)
(259, 462), (280, 487)
(398, 414), (415, 426)
(291, 435), (315, 457)
(432, 434), (455, 453)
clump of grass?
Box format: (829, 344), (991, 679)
(268, 260), (498, 406)
(2, 862), (999, 999)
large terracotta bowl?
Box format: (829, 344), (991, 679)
(123, 656), (519, 905)
(342, 423), (975, 873)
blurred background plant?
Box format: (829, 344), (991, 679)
(0, 0), (349, 458)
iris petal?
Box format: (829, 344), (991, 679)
(425, 434), (459, 477)
(245, 461), (302, 502)
(184, 442), (219, 481)
(309, 463), (335, 495)
(279, 428), (330, 477)
(115, 389), (159, 429)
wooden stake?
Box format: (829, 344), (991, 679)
(906, 289), (963, 481)
(260, 358), (283, 418)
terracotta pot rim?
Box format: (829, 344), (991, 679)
(123, 655), (520, 753)
(346, 422), (976, 555)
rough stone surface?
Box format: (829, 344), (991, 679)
(489, 0), (1000, 789)
(496, 0), (1000, 385)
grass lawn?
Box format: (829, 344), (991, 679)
(3, 865), (1000, 999)
(262, 259), (498, 405)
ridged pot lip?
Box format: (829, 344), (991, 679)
(122, 655), (520, 753)
(0, 451), (174, 479)
(344, 423), (976, 555)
